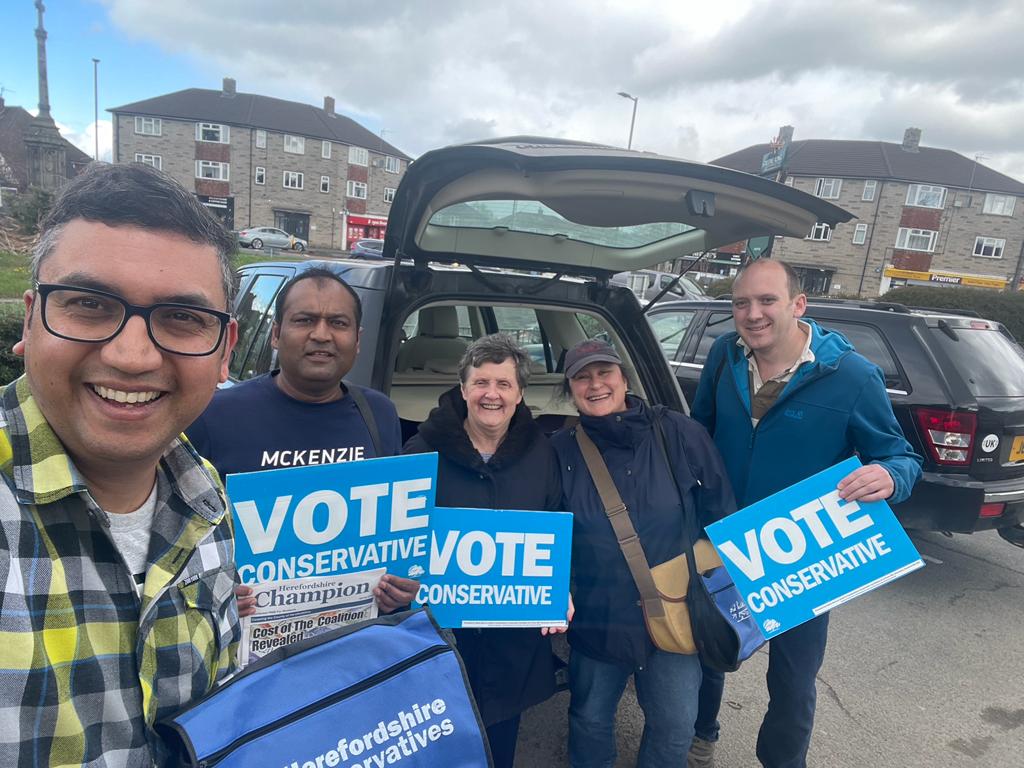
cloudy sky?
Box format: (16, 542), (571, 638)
(6, 0), (1024, 179)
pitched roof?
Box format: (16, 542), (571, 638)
(0, 104), (92, 190)
(110, 88), (411, 160)
(711, 139), (1024, 196)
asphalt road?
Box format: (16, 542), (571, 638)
(515, 530), (1024, 767)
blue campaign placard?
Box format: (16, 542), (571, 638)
(226, 453), (438, 584)
(416, 507), (573, 629)
(705, 456), (924, 640)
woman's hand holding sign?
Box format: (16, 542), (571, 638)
(540, 593), (574, 636)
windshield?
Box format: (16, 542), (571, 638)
(928, 327), (1024, 397)
(428, 200), (695, 249)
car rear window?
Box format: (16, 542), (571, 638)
(927, 326), (1024, 397)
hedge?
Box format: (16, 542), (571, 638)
(0, 308), (25, 385)
(879, 286), (1024, 341)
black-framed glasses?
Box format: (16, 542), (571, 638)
(35, 283), (231, 357)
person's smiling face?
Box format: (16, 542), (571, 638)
(730, 260), (807, 358)
(21, 219), (236, 474)
(461, 358), (523, 435)
(569, 362), (628, 417)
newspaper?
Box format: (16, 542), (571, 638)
(239, 568), (384, 667)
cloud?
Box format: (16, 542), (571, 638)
(59, 120), (113, 163)
(98, 0), (1024, 179)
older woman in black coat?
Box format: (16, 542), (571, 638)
(403, 333), (567, 768)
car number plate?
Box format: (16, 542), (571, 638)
(1009, 436), (1024, 463)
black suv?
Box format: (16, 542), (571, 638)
(646, 298), (1024, 545)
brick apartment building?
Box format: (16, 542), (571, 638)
(111, 78), (411, 249)
(713, 127), (1024, 296)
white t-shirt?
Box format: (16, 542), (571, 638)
(104, 483), (158, 598)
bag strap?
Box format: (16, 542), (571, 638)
(345, 381), (382, 457)
(574, 426), (665, 619)
(706, 353), (727, 433)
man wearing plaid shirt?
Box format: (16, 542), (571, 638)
(0, 163), (241, 766)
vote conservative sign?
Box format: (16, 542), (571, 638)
(226, 454), (572, 628)
(705, 457), (924, 639)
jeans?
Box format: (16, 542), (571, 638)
(693, 612), (830, 768)
(568, 649), (700, 768)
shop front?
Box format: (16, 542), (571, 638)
(344, 214), (388, 250)
(882, 266), (1018, 291)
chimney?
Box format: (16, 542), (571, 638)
(222, 77), (236, 97)
(778, 125), (794, 145)
(324, 96), (335, 116)
(902, 127), (921, 152)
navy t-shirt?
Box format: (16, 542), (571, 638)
(186, 372), (402, 480)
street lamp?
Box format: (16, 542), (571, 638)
(617, 91), (638, 150)
(92, 58), (100, 161)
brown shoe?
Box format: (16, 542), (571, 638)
(687, 736), (716, 768)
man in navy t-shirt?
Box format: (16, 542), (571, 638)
(186, 266), (415, 612)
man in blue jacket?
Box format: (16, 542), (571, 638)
(687, 259), (922, 768)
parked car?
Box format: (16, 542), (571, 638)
(226, 136), (848, 444)
(349, 238), (385, 259)
(237, 226), (307, 252)
(612, 268), (708, 303)
(645, 297), (1024, 546)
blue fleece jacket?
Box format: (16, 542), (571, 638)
(691, 320), (922, 508)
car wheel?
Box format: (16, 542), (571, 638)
(997, 524), (1024, 548)
(293, 242), (305, 252)
(251, 238), (263, 249)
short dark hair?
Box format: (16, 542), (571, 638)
(458, 333), (532, 390)
(274, 267), (363, 326)
(735, 258), (803, 298)
(33, 162), (237, 306)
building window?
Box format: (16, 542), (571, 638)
(320, 175), (330, 193)
(347, 180), (367, 199)
(983, 193), (1016, 217)
(283, 171), (304, 189)
(134, 153), (162, 170)
(974, 236), (1006, 259)
(195, 160), (229, 181)
(384, 187), (396, 203)
(254, 166), (266, 185)
(196, 122), (229, 143)
(284, 135), (305, 154)
(385, 155), (401, 174)
(784, 177), (794, 186)
(255, 129), (267, 149)
(322, 141), (332, 159)
(349, 146), (369, 166)
(905, 184), (946, 209)
(862, 180), (877, 201)
(808, 222), (832, 241)
(852, 223), (868, 245)
(814, 178), (842, 199)
(895, 227), (938, 252)
(134, 116), (162, 136)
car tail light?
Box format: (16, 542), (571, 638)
(913, 407), (977, 466)
(980, 503), (1005, 518)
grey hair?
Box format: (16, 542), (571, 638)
(458, 333), (532, 390)
(32, 162), (237, 307)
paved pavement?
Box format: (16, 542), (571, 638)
(515, 530), (1024, 767)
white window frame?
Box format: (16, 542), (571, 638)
(284, 135), (305, 155)
(814, 178), (842, 199)
(346, 180), (368, 199)
(852, 223), (868, 245)
(905, 184), (947, 209)
(807, 222), (832, 241)
(255, 129), (267, 149)
(134, 153), (162, 170)
(384, 187), (396, 203)
(862, 180), (877, 201)
(254, 166), (266, 185)
(196, 122), (229, 143)
(134, 116), (162, 136)
(320, 175), (330, 193)
(348, 146), (369, 166)
(895, 227), (938, 252)
(983, 193), (1016, 217)
(384, 155), (401, 174)
(322, 140), (332, 159)
(973, 236), (1006, 259)
(195, 160), (229, 181)
(283, 171), (304, 190)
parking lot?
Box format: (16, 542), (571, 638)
(515, 530), (1024, 767)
